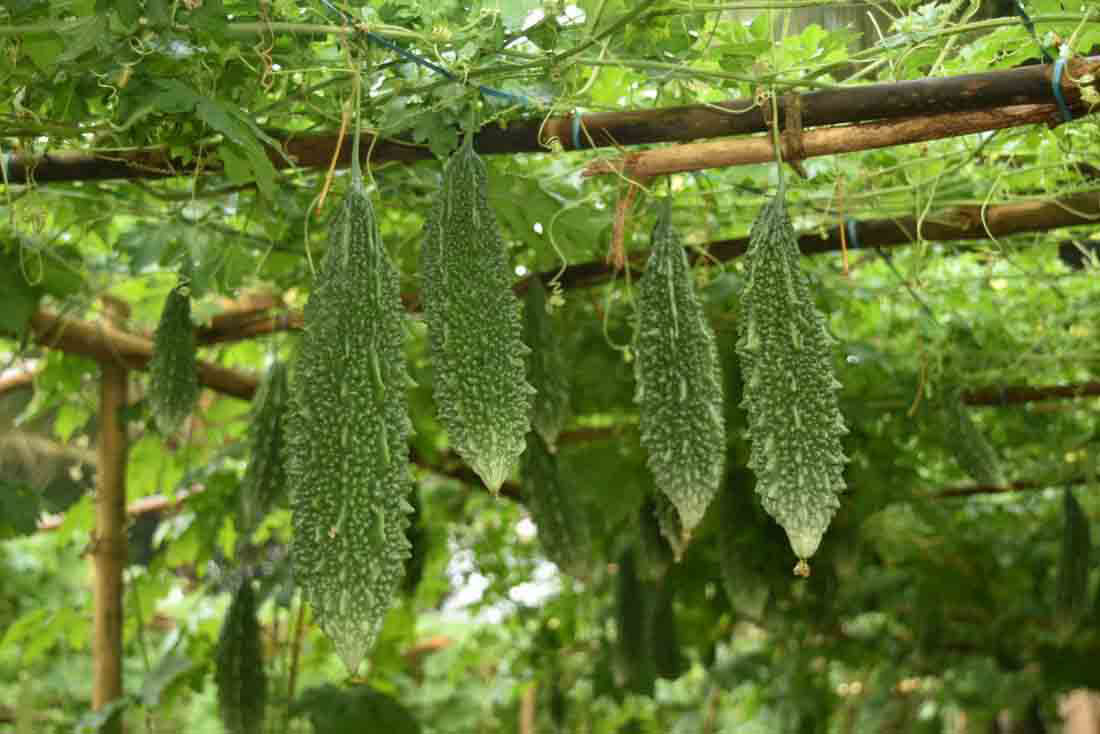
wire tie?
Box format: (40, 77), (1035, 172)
(571, 111), (584, 150)
(1052, 57), (1074, 123)
(845, 218), (861, 250)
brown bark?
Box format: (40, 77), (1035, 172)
(1059, 691), (1100, 734)
(92, 301), (129, 734)
(28, 310), (259, 400)
(4, 58), (1096, 185)
(584, 104), (1065, 178)
(0, 369), (35, 395)
(535, 189), (1100, 294)
(962, 381), (1100, 406)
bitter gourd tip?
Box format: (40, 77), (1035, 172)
(785, 526), (825, 563)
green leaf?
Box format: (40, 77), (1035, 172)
(141, 653), (197, 707)
(292, 685), (421, 734)
(194, 99), (278, 200)
(0, 254), (42, 337)
(0, 479), (42, 538)
(486, 0), (541, 29)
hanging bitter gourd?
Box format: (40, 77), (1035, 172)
(214, 579), (267, 734)
(737, 193), (847, 572)
(520, 431), (590, 579)
(240, 361), (289, 534)
(148, 276), (200, 435)
(638, 496), (674, 580)
(634, 201), (726, 536)
(652, 491), (689, 563)
(1056, 488), (1092, 626)
(287, 161), (415, 675)
(420, 135), (534, 492)
(943, 392), (1004, 486)
(523, 278), (570, 450)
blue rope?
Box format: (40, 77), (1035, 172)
(845, 218), (860, 250)
(1013, 0), (1053, 63)
(319, 0), (535, 108)
(571, 111), (583, 150)
(1051, 58), (1074, 123)
(363, 30), (534, 107)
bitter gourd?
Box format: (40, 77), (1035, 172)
(287, 168), (415, 675)
(520, 431), (590, 579)
(634, 201), (726, 536)
(638, 496), (674, 580)
(240, 361), (289, 534)
(943, 392), (1004, 486)
(523, 277), (570, 450)
(214, 579), (267, 734)
(1056, 488), (1092, 625)
(402, 488), (426, 596)
(420, 135), (534, 492)
(648, 579), (684, 680)
(613, 548), (656, 696)
(737, 193), (847, 570)
(148, 279), (200, 435)
(652, 491), (689, 563)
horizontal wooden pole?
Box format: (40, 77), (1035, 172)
(3, 58), (1096, 185)
(583, 104), (1066, 178)
(28, 310), (258, 400)
(197, 187), (1100, 345)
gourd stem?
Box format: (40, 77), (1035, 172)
(350, 59), (363, 185)
(768, 88), (785, 198)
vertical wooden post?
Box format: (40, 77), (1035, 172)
(93, 298), (130, 734)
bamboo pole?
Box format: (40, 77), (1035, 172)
(3, 58), (1096, 185)
(27, 310), (258, 400)
(91, 299), (129, 734)
(583, 104), (1064, 178)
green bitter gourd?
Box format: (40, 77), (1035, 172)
(943, 392), (1004, 486)
(240, 361), (289, 534)
(287, 164), (415, 675)
(521, 431), (591, 579)
(1057, 488), (1092, 626)
(148, 278), (200, 435)
(523, 277), (570, 450)
(214, 579), (267, 734)
(634, 201), (726, 537)
(638, 496), (674, 580)
(420, 135), (534, 492)
(737, 193), (847, 572)
(652, 491), (689, 563)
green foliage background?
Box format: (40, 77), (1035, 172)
(2, 0), (1100, 731)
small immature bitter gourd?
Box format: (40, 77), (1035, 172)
(634, 201), (726, 537)
(521, 431), (590, 579)
(523, 277), (571, 450)
(1057, 488), (1092, 625)
(240, 361), (289, 534)
(421, 135), (534, 492)
(287, 163), (415, 675)
(149, 275), (200, 435)
(214, 579), (267, 734)
(737, 193), (847, 572)
(943, 392), (1004, 486)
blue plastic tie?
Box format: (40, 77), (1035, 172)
(363, 31), (534, 107)
(571, 111), (583, 150)
(1051, 58), (1074, 123)
(845, 218), (861, 250)
(315, 1), (536, 108)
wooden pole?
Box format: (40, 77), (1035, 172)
(2, 57), (1096, 185)
(27, 310), (258, 400)
(583, 104), (1063, 178)
(92, 298), (130, 734)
